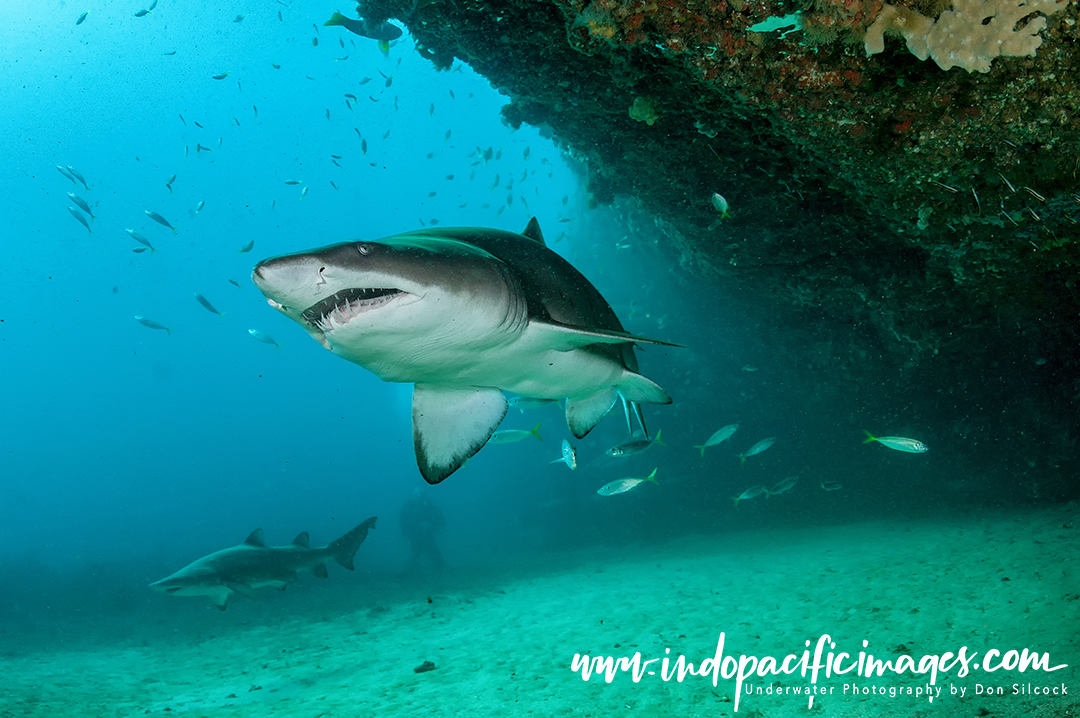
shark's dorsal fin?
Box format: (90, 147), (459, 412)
(520, 217), (545, 246)
(244, 528), (265, 547)
(292, 531), (310, 548)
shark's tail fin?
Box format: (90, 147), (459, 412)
(328, 516), (377, 570)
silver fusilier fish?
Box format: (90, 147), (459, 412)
(606, 429), (663, 458)
(597, 468), (658, 496)
(694, 423), (738, 457)
(550, 439), (577, 470)
(194, 293), (223, 317)
(248, 329), (281, 349)
(67, 206), (92, 236)
(737, 437), (776, 465)
(732, 484), (768, 507)
(145, 210), (176, 234)
(863, 431), (928, 453)
(68, 193), (95, 221)
(135, 315), (172, 335)
(488, 422), (542, 445)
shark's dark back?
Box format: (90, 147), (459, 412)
(416, 224), (639, 371)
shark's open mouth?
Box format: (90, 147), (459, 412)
(302, 287), (404, 330)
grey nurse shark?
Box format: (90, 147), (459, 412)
(150, 517), (376, 609)
(251, 218), (678, 484)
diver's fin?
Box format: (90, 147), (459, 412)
(566, 388), (618, 438)
(413, 385), (507, 484)
(529, 320), (682, 351)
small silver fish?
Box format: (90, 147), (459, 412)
(237, 240), (254, 253)
(66, 166), (89, 191)
(212, 72), (230, 80)
(508, 396), (556, 412)
(56, 165), (76, 184)
(67, 207), (92, 236)
(550, 439), (577, 470)
(738, 437), (776, 464)
(284, 179), (303, 185)
(76, 11), (88, 25)
(820, 480), (843, 492)
(732, 484), (768, 507)
(67, 193), (95, 221)
(135, 315), (172, 335)
(769, 476), (798, 496)
(126, 229), (156, 254)
(694, 423), (738, 457)
(300, 186), (309, 201)
(229, 279), (242, 289)
(195, 200), (205, 214)
(863, 431), (928, 453)
(597, 469), (658, 496)
(606, 430), (664, 458)
(165, 174), (176, 194)
(711, 193), (730, 218)
(249, 329), (281, 349)
(194, 293), (223, 317)
(144, 210), (176, 234)
(134, 9), (150, 17)
(488, 422), (542, 445)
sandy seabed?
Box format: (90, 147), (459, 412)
(1, 504), (1077, 718)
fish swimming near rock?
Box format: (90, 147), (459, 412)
(324, 12), (402, 42)
(252, 218), (677, 484)
(149, 517), (377, 610)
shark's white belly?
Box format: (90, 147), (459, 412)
(328, 327), (625, 400)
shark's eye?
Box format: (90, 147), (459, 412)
(356, 243), (372, 256)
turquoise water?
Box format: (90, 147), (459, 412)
(1, 2), (1076, 715)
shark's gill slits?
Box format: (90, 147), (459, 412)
(302, 287), (403, 329)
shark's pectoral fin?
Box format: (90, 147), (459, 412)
(311, 563), (329, 579)
(530, 321), (682, 351)
(566, 388), (618, 438)
(413, 384), (508, 484)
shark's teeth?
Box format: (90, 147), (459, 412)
(302, 287), (402, 330)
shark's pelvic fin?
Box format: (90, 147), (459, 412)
(244, 528), (265, 547)
(617, 371), (672, 406)
(566, 388), (618, 438)
(529, 320), (682, 352)
(311, 563), (329, 579)
(413, 384), (508, 484)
